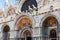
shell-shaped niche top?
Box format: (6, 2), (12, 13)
(21, 0), (37, 12)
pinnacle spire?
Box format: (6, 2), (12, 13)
(0, 3), (2, 9)
(5, 0), (8, 7)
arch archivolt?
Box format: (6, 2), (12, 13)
(20, 27), (32, 38)
(1, 24), (10, 31)
(18, 0), (26, 10)
(40, 14), (59, 40)
(40, 14), (59, 27)
(15, 14), (34, 29)
(15, 14), (33, 38)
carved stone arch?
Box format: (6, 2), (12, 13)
(40, 14), (59, 40)
(15, 15), (34, 29)
(2, 24), (10, 40)
(15, 14), (35, 30)
(18, 0), (26, 11)
(2, 24), (10, 32)
(40, 14), (59, 27)
(20, 28), (32, 38)
(21, 0), (37, 12)
(20, 27), (32, 40)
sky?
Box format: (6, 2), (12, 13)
(0, 0), (16, 10)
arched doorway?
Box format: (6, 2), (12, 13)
(50, 29), (57, 40)
(16, 15), (32, 40)
(3, 25), (10, 40)
(42, 16), (58, 40)
(21, 30), (32, 40)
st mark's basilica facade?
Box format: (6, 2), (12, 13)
(0, 0), (60, 40)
